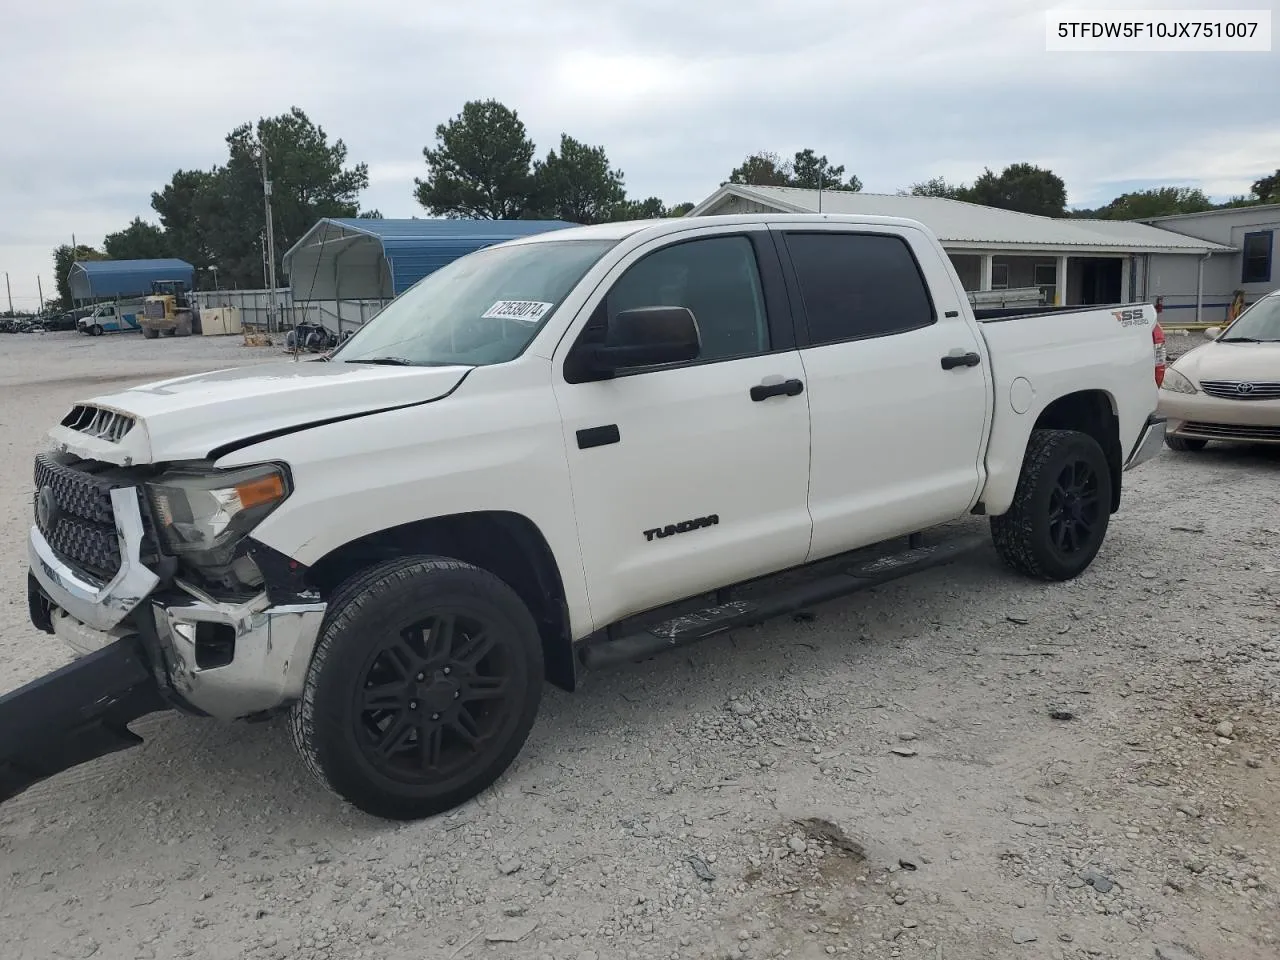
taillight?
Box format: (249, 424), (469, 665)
(1152, 322), (1166, 387)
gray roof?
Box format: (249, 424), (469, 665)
(1140, 202), (1280, 223)
(689, 185), (1234, 254)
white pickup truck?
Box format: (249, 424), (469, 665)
(7, 214), (1167, 819)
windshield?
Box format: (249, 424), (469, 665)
(333, 238), (618, 366)
(1220, 294), (1280, 342)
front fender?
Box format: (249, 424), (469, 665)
(212, 360), (594, 638)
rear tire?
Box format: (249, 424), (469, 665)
(290, 557), (544, 820)
(991, 429), (1113, 581)
(142, 326), (159, 339)
(1165, 435), (1207, 452)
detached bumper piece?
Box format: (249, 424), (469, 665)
(0, 637), (169, 805)
(1124, 414), (1167, 470)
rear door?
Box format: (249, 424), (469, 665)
(770, 224), (993, 562)
(552, 224), (813, 628)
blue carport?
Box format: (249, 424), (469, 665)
(281, 218), (576, 302)
(68, 258), (195, 303)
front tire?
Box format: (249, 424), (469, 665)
(991, 429), (1113, 581)
(89, 324), (103, 337)
(1165, 435), (1207, 452)
(290, 557), (544, 820)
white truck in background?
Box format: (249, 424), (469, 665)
(8, 213), (1167, 820)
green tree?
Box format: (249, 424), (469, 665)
(103, 217), (169, 260)
(1251, 169), (1280, 203)
(414, 99), (537, 219)
(53, 244), (107, 305)
(357, 208), (383, 219)
(1089, 186), (1216, 220)
(726, 149), (861, 192)
(966, 163), (1068, 217)
(199, 107), (369, 289)
(791, 148), (861, 192)
(726, 151), (794, 187)
(533, 134), (626, 224)
(151, 169), (218, 273)
(904, 177), (970, 200)
(610, 197), (697, 220)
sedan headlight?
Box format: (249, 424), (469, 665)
(147, 463), (291, 567)
(1161, 367), (1197, 395)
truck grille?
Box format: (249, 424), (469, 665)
(1199, 379), (1280, 401)
(1179, 421), (1280, 443)
(60, 404), (137, 442)
(32, 454), (159, 583)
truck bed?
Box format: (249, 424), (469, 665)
(973, 301), (1139, 322)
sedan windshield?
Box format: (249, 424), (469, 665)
(333, 238), (618, 366)
(1220, 295), (1280, 342)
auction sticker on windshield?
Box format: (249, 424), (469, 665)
(481, 300), (555, 323)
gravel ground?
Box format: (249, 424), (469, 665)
(1, 329), (1276, 960)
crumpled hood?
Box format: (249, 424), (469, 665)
(1175, 340), (1280, 383)
(48, 359), (471, 465)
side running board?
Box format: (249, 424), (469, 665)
(579, 533), (986, 670)
(0, 638), (170, 805)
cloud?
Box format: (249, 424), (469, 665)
(0, 0), (1275, 306)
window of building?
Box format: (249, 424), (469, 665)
(1242, 231), (1273, 284)
(781, 232), (936, 346)
(991, 263), (1010, 289)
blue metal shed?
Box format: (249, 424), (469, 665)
(68, 258), (195, 302)
(282, 218), (576, 301)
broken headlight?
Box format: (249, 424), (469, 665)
(146, 463), (291, 570)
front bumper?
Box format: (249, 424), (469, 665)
(27, 484), (325, 722)
(1123, 414), (1167, 470)
(1158, 389), (1280, 445)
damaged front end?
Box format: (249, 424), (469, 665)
(4, 439), (324, 805)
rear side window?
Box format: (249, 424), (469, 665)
(782, 232), (936, 346)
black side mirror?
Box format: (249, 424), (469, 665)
(581, 306), (701, 376)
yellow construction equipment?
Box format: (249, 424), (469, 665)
(139, 280), (196, 339)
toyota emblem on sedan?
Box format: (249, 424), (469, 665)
(1236, 382), (1256, 395)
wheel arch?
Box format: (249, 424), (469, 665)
(306, 510), (577, 692)
(1031, 389), (1122, 512)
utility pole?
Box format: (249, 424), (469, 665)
(37, 275), (44, 312)
(260, 149), (280, 338)
(4, 272), (12, 315)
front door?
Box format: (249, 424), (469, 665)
(552, 226), (813, 630)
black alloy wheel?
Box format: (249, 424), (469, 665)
(291, 557), (544, 820)
(1047, 458), (1102, 557)
(353, 611), (516, 784)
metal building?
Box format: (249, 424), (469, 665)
(282, 218), (576, 302)
(688, 185), (1231, 313)
(1138, 204), (1280, 325)
(67, 258), (195, 303)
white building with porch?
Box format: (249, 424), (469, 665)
(688, 185), (1231, 312)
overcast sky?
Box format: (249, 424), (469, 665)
(1, 0), (1276, 309)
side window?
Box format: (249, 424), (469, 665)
(604, 235), (770, 363)
(782, 232), (936, 346)
(1241, 231), (1272, 284)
